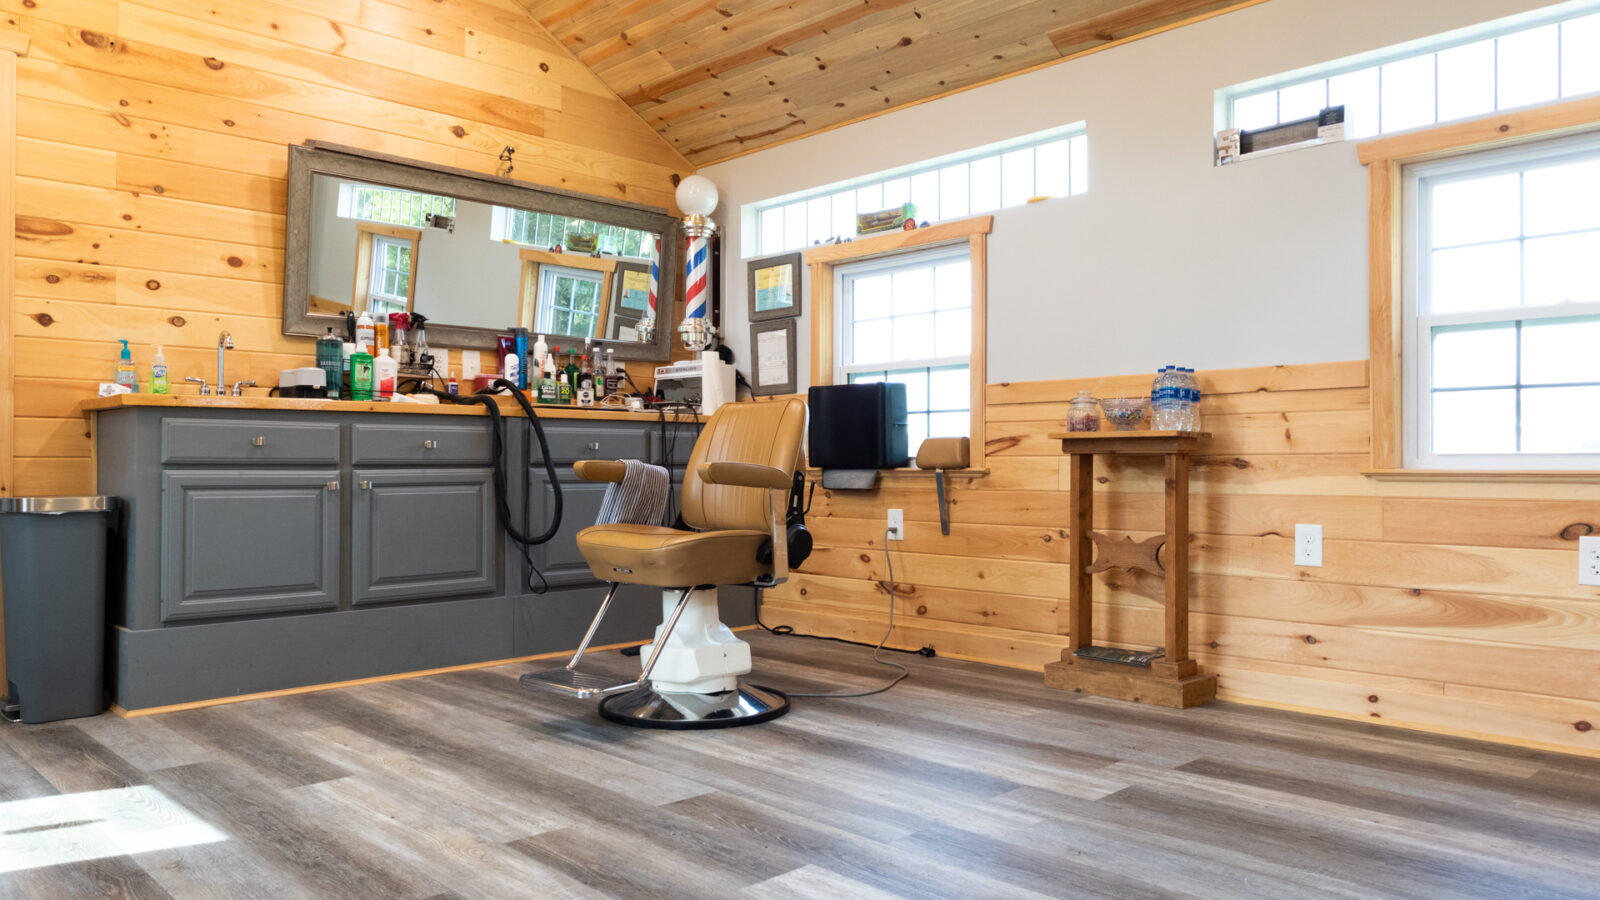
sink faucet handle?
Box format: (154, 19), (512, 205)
(184, 377), (212, 396)
(231, 380), (257, 397)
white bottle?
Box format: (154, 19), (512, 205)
(356, 309), (375, 351)
(532, 333), (548, 372)
(504, 351), (520, 388)
(374, 347), (398, 401)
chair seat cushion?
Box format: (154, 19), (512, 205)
(575, 523), (770, 587)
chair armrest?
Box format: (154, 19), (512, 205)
(697, 462), (793, 490)
(916, 437), (971, 470)
(572, 460), (628, 483)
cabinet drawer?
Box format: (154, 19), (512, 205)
(351, 423), (494, 465)
(162, 418), (341, 465)
(534, 423), (649, 464)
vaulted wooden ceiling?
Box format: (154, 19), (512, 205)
(519, 0), (1255, 166)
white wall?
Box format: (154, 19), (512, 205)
(412, 199), (523, 331)
(702, 0), (1553, 386)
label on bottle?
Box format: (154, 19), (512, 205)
(577, 388), (594, 408)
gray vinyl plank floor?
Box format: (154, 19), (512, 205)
(2, 630), (1597, 899)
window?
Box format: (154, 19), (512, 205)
(750, 126), (1084, 257)
(1402, 132), (1600, 468)
(367, 235), (412, 317)
(493, 207), (655, 259)
(537, 265), (604, 337)
(1222, 6), (1600, 143)
(837, 248), (972, 455)
(806, 217), (989, 466)
(338, 183), (454, 227)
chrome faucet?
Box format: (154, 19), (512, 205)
(217, 331), (233, 393)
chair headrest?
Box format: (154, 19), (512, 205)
(915, 437), (970, 470)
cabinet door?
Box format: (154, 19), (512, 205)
(525, 472), (609, 588)
(161, 470), (340, 622)
(352, 468), (498, 605)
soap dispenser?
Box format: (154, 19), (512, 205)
(115, 340), (138, 392)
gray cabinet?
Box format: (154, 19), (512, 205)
(160, 469), (341, 622)
(352, 467), (498, 605)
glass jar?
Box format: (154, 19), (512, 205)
(1067, 390), (1100, 432)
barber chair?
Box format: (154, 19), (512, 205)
(521, 398), (807, 728)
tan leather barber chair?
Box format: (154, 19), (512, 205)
(521, 398), (807, 728)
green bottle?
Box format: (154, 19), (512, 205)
(351, 348), (375, 401)
(149, 344), (169, 394)
(563, 352), (579, 403)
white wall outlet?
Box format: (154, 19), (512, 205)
(886, 508), (904, 541)
(1294, 523), (1323, 567)
(1580, 536), (1600, 586)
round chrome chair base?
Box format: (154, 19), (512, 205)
(598, 683), (790, 729)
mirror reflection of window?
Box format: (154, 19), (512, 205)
(341, 183), (455, 227)
(538, 265), (604, 336)
(369, 236), (412, 316)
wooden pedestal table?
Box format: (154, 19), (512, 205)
(1042, 431), (1218, 708)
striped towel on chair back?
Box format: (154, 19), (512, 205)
(595, 458), (671, 526)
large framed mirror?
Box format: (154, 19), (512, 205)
(283, 142), (682, 361)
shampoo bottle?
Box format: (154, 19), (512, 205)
(504, 351), (520, 389)
(149, 344), (169, 394)
(351, 347), (375, 401)
(355, 309), (375, 350)
(532, 333), (548, 372)
(513, 328), (530, 390)
(115, 340), (139, 392)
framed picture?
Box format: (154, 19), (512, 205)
(750, 319), (797, 396)
(747, 252), (803, 322)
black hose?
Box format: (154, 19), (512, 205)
(416, 379), (563, 548)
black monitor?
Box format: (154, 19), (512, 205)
(807, 383), (910, 469)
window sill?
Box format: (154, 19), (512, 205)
(1363, 468), (1600, 482)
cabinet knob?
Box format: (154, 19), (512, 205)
(251, 436), (265, 447)
(326, 481), (340, 492)
(360, 480), (371, 490)
(424, 439), (438, 449)
(587, 441), (600, 451)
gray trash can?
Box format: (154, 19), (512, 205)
(0, 496), (120, 723)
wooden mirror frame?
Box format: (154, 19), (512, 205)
(283, 141), (681, 361)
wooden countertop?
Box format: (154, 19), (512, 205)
(82, 393), (671, 422)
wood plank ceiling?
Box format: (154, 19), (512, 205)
(518, 0), (1256, 166)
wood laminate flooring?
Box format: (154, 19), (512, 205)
(1, 631), (1598, 899)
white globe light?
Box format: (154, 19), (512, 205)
(676, 175), (719, 217)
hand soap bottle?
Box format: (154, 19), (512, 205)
(115, 340), (139, 392)
(149, 344), (169, 394)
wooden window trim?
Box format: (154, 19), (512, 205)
(352, 222), (421, 316)
(1360, 96), (1600, 472)
(804, 215), (992, 467)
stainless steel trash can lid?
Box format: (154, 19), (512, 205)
(0, 496), (120, 514)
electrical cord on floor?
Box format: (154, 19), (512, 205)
(759, 527), (911, 698)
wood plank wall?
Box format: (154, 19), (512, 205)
(1, 0), (689, 498)
(763, 360), (1600, 757)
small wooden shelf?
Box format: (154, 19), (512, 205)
(1043, 429), (1217, 708)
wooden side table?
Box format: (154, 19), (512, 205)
(1042, 431), (1218, 708)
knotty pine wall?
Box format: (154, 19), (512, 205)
(2, 0), (689, 498)
(762, 360), (1600, 757)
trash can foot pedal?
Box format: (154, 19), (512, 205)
(520, 668), (641, 700)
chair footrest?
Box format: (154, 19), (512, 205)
(520, 668), (640, 700)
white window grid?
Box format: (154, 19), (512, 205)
(1403, 131), (1600, 469)
(537, 265), (604, 337)
(1224, 7), (1600, 141)
(752, 127), (1086, 257)
(340, 184), (455, 228)
(369, 235), (410, 316)
(495, 208), (655, 259)
(836, 246), (973, 455)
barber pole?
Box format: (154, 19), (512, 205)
(648, 237), (659, 318)
(674, 174), (719, 351)
(683, 236), (709, 322)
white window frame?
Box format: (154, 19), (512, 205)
(1218, 3), (1600, 146)
(368, 234), (411, 315)
(536, 264), (604, 336)
(747, 125), (1084, 258)
(1402, 130), (1600, 470)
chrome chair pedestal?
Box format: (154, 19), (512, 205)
(598, 683), (790, 729)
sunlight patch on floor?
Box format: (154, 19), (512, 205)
(0, 785), (226, 873)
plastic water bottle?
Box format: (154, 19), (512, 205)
(1185, 368), (1203, 432)
(1174, 367), (1193, 431)
(1152, 366), (1174, 430)
(1150, 367), (1167, 430)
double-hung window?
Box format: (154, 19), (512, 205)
(836, 246), (973, 455)
(537, 265), (604, 337)
(367, 235), (412, 317)
(1403, 131), (1600, 468)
